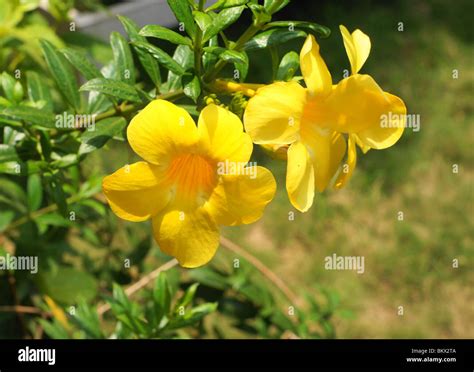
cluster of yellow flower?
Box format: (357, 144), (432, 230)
(102, 26), (406, 268)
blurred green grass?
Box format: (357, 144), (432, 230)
(88, 0), (473, 338)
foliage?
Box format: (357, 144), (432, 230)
(0, 0), (341, 339)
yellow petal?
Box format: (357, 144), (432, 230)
(300, 34), (332, 95)
(323, 74), (404, 140)
(102, 161), (170, 222)
(340, 25), (371, 74)
(286, 141), (315, 212)
(354, 134), (371, 154)
(206, 166), (276, 226)
(152, 208), (219, 268)
(198, 104), (252, 163)
(334, 134), (357, 189)
(244, 82), (307, 145)
(301, 122), (347, 192)
(357, 92), (406, 149)
(127, 100), (199, 165)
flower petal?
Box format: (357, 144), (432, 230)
(127, 100), (199, 165)
(152, 207), (219, 268)
(334, 134), (357, 189)
(300, 34), (332, 95)
(286, 141), (315, 212)
(244, 82), (306, 145)
(302, 124), (347, 192)
(323, 75), (404, 139)
(198, 104), (252, 163)
(340, 25), (371, 74)
(102, 161), (170, 222)
(206, 166), (276, 226)
(357, 92), (406, 149)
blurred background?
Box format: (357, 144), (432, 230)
(1, 0), (473, 339)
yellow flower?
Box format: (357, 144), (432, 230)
(103, 100), (276, 268)
(244, 25), (406, 212)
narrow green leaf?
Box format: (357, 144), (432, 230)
(79, 117), (127, 155)
(61, 48), (102, 80)
(166, 0), (196, 38)
(153, 272), (172, 321)
(243, 29), (307, 51)
(0, 144), (20, 163)
(206, 0), (248, 12)
(0, 210), (15, 233)
(80, 78), (142, 103)
(0, 106), (56, 129)
(264, 21), (331, 38)
(132, 41), (185, 76)
(26, 71), (53, 112)
(264, 0), (290, 14)
(27, 173), (43, 212)
(235, 50), (249, 81)
(203, 46), (247, 64)
(139, 25), (192, 46)
(202, 6), (245, 43)
(118, 15), (161, 86)
(182, 75), (201, 103)
(167, 45), (193, 91)
(39, 39), (81, 111)
(276, 51), (299, 81)
(110, 31), (136, 84)
(1, 72), (17, 102)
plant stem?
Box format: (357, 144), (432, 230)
(219, 236), (300, 307)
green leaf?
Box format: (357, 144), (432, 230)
(38, 319), (70, 339)
(37, 266), (98, 304)
(79, 117), (127, 155)
(71, 301), (104, 339)
(0, 160), (45, 175)
(50, 176), (68, 216)
(167, 45), (193, 91)
(0, 144), (20, 163)
(110, 32), (136, 84)
(80, 78), (142, 103)
(264, 0), (290, 14)
(182, 75), (201, 103)
(1, 72), (17, 102)
(0, 210), (15, 232)
(118, 15), (161, 86)
(202, 6), (245, 43)
(153, 272), (172, 321)
(193, 11), (212, 33)
(61, 48), (102, 80)
(139, 25), (192, 46)
(166, 0), (196, 38)
(167, 303), (217, 330)
(235, 50), (249, 81)
(35, 213), (71, 234)
(27, 173), (42, 212)
(276, 51), (299, 81)
(203, 46), (247, 64)
(0, 106), (56, 129)
(132, 41), (185, 76)
(243, 28), (307, 51)
(26, 71), (53, 112)
(174, 283), (199, 311)
(264, 21), (331, 38)
(40, 39), (81, 111)
(206, 0), (248, 12)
